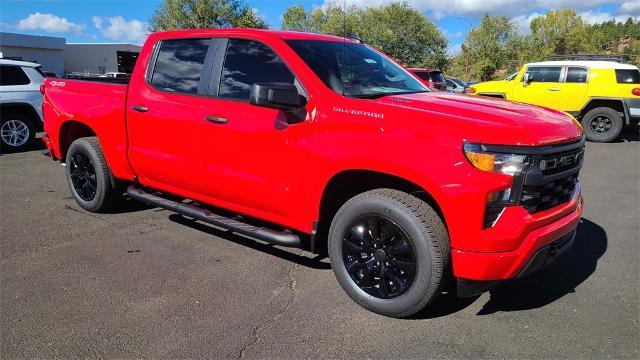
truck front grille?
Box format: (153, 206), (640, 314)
(520, 174), (578, 213)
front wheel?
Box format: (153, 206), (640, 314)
(328, 189), (450, 318)
(65, 137), (120, 212)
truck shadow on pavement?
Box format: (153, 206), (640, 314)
(168, 214), (332, 270)
(613, 127), (639, 143)
(414, 218), (607, 319)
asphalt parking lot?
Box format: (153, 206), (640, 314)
(1, 132), (639, 359)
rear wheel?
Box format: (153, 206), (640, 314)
(582, 107), (623, 142)
(65, 137), (120, 212)
(328, 189), (449, 318)
(1, 112), (36, 152)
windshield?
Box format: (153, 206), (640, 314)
(285, 40), (427, 98)
(451, 78), (467, 87)
(505, 72), (518, 81)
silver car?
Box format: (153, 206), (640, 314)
(0, 59), (45, 152)
(446, 78), (469, 94)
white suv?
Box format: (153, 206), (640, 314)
(0, 59), (46, 152)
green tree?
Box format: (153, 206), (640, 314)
(453, 15), (521, 81)
(149, 0), (267, 32)
(281, 2), (448, 69)
(529, 9), (590, 57)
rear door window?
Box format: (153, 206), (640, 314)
(0, 65), (31, 86)
(429, 71), (445, 83)
(218, 39), (295, 101)
(413, 72), (430, 81)
(524, 67), (562, 82)
(150, 38), (210, 94)
(615, 69), (640, 84)
(566, 67), (588, 83)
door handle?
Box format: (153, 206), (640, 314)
(206, 115), (228, 124)
(132, 105), (149, 112)
(548, 88), (560, 91)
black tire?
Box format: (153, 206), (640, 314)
(582, 107), (623, 142)
(1, 112), (37, 153)
(328, 189), (450, 318)
(65, 137), (120, 212)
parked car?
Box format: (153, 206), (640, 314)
(0, 59), (45, 152)
(446, 78), (469, 93)
(100, 72), (130, 78)
(469, 60), (640, 142)
(409, 68), (447, 91)
(42, 29), (584, 318)
(43, 71), (59, 78)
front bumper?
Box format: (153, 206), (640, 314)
(457, 228), (577, 297)
(452, 183), (583, 283)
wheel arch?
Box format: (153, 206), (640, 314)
(58, 120), (97, 162)
(0, 102), (42, 131)
(314, 169), (448, 254)
(579, 98), (628, 124)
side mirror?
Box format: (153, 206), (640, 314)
(522, 73), (532, 85)
(250, 83), (305, 111)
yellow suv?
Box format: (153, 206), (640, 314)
(469, 61), (640, 142)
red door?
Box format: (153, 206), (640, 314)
(197, 38), (313, 223)
(127, 38), (222, 196)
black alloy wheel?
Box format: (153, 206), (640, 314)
(69, 151), (98, 201)
(342, 215), (416, 299)
(582, 107), (623, 142)
(589, 115), (613, 134)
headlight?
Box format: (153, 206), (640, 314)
(463, 143), (531, 176)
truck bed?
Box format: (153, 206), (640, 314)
(42, 77), (133, 180)
(62, 76), (131, 85)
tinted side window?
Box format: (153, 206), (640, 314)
(430, 71), (445, 83)
(150, 39), (210, 94)
(219, 39), (295, 101)
(525, 67), (562, 82)
(566, 67), (588, 83)
(0, 65), (31, 86)
(615, 69), (640, 84)
(413, 72), (430, 81)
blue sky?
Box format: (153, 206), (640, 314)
(1, 0), (638, 53)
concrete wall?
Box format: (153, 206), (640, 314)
(64, 44), (141, 75)
(0, 32), (65, 75)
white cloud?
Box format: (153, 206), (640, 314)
(578, 10), (639, 24)
(620, 1), (640, 14)
(18, 12), (85, 33)
(92, 16), (147, 44)
(92, 16), (103, 29)
(323, 0), (627, 19)
(512, 12), (543, 34)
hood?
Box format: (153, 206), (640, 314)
(376, 92), (583, 146)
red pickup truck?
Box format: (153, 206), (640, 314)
(42, 29), (584, 317)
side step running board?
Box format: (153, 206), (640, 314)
(126, 186), (301, 248)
